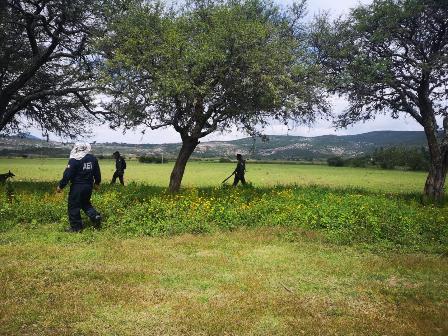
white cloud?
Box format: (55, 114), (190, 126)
(280, 0), (372, 17)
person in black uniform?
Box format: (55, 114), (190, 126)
(233, 153), (246, 186)
(111, 151), (126, 185)
(57, 143), (102, 232)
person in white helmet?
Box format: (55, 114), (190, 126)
(57, 142), (102, 232)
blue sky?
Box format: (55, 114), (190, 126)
(39, 0), (422, 144)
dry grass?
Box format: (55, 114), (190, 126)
(1, 227), (447, 335)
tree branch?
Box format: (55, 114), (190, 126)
(73, 91), (113, 120)
(25, 14), (39, 55)
(9, 86), (98, 115)
(1, 20), (63, 100)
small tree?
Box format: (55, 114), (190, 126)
(313, 0), (448, 202)
(0, 0), (107, 137)
(101, 0), (327, 192)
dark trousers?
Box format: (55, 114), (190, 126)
(68, 184), (101, 231)
(111, 171), (124, 185)
(233, 174), (246, 186)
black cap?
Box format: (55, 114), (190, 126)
(113, 151), (120, 156)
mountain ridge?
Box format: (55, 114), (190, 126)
(1, 130), (427, 160)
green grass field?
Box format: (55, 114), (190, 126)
(1, 158), (447, 335)
(2, 228), (447, 335)
(0, 157), (427, 192)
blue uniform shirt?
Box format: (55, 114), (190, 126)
(234, 160), (246, 177)
(115, 156), (126, 172)
(59, 154), (101, 189)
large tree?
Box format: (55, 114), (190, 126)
(0, 0), (107, 137)
(101, 0), (327, 192)
(312, 0), (448, 202)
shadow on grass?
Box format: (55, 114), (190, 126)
(4, 179), (444, 205)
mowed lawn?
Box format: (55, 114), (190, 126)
(1, 227), (447, 335)
(0, 157), (427, 193)
(1, 158), (446, 335)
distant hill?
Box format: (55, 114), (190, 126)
(8, 132), (42, 140)
(0, 131), (427, 160)
(216, 131), (427, 160)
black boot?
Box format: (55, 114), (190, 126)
(65, 225), (83, 233)
(92, 214), (102, 230)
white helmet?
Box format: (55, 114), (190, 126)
(69, 142), (91, 160)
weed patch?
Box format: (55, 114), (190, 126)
(1, 182), (446, 252)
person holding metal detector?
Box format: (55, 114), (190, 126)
(222, 154), (246, 186)
(57, 143), (102, 232)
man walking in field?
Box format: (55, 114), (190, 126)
(57, 143), (102, 232)
(233, 154), (246, 186)
(111, 151), (126, 185)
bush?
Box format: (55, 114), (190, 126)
(340, 147), (430, 171)
(345, 156), (371, 168)
(372, 147), (429, 171)
(406, 149), (430, 171)
(138, 156), (167, 164)
(327, 156), (345, 167)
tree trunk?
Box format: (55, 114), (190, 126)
(421, 111), (447, 204)
(423, 159), (447, 203)
(168, 137), (199, 193)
